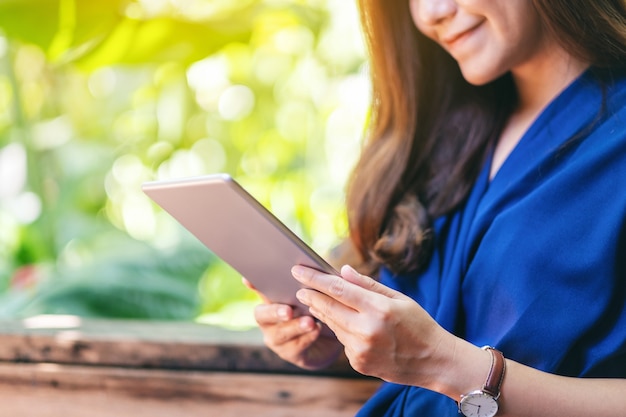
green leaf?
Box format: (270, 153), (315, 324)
(0, 0), (127, 58)
(0, 0), (60, 50)
(73, 16), (252, 70)
(0, 0), (327, 70)
(0, 239), (213, 320)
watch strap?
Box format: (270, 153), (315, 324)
(482, 346), (506, 399)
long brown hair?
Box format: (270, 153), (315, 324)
(345, 0), (626, 276)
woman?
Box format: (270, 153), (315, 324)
(253, 1), (626, 416)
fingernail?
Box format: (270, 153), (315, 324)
(277, 306), (289, 321)
(291, 265), (304, 278)
(296, 289), (306, 302)
(341, 264), (357, 276)
(299, 317), (314, 331)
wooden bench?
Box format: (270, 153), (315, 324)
(0, 316), (381, 416)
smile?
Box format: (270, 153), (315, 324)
(441, 21), (484, 48)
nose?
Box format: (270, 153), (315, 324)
(415, 0), (457, 25)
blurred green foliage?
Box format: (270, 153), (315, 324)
(0, 0), (368, 327)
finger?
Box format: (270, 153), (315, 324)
(242, 277), (271, 304)
(296, 287), (358, 333)
(254, 303), (294, 325)
(242, 277), (255, 290)
(292, 265), (394, 312)
(339, 265), (407, 300)
(264, 316), (320, 348)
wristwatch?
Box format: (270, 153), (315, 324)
(458, 346), (506, 417)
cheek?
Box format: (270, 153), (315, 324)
(408, 0), (419, 25)
(409, 0), (437, 40)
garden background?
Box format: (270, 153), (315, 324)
(0, 0), (368, 328)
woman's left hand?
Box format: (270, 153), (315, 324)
(292, 264), (456, 387)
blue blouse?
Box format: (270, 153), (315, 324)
(357, 69), (626, 416)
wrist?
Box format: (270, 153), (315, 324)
(458, 347), (506, 417)
(429, 337), (494, 401)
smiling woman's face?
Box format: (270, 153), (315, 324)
(409, 0), (548, 85)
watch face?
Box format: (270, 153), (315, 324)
(459, 391), (499, 417)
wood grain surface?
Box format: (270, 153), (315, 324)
(0, 317), (381, 416)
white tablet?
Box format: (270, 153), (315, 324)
(142, 174), (338, 313)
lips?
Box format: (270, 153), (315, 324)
(441, 21), (483, 47)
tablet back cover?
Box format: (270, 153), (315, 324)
(142, 174), (336, 311)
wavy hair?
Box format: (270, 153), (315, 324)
(345, 0), (626, 275)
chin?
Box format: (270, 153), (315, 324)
(460, 71), (498, 86)
(459, 65), (507, 86)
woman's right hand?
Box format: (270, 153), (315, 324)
(245, 279), (343, 370)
